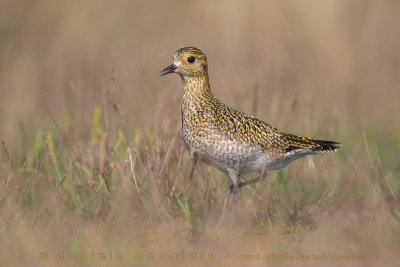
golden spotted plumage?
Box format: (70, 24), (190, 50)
(161, 47), (340, 205)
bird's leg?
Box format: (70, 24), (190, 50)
(232, 183), (240, 201)
(189, 152), (198, 180)
(237, 171), (268, 189)
(224, 187), (233, 208)
(222, 169), (267, 220)
(233, 157), (241, 201)
(227, 167), (267, 193)
(224, 162), (241, 208)
(224, 181), (238, 208)
(224, 182), (239, 208)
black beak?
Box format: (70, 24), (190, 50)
(160, 64), (177, 76)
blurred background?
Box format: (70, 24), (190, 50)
(1, 0), (399, 139)
(1, 1), (400, 266)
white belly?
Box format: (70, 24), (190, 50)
(195, 137), (267, 174)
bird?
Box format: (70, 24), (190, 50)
(160, 47), (340, 207)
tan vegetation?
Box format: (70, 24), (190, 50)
(0, 0), (399, 266)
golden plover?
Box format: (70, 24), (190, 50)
(161, 47), (340, 206)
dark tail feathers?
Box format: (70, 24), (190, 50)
(312, 139), (341, 152)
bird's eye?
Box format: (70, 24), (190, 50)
(187, 56), (196, 63)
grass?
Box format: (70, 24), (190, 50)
(1, 102), (399, 266)
(1, 1), (400, 266)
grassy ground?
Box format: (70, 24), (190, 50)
(1, 1), (400, 266)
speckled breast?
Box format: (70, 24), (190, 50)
(182, 120), (267, 174)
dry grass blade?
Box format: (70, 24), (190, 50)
(127, 146), (141, 194)
(376, 154), (398, 206)
(157, 121), (180, 181)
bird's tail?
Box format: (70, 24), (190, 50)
(282, 133), (341, 153)
(310, 139), (341, 152)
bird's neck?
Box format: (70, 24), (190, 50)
(182, 75), (213, 100)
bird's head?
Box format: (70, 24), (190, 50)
(160, 47), (208, 78)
